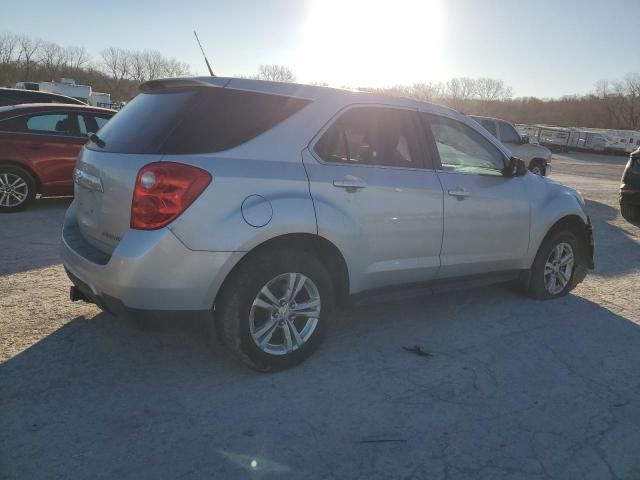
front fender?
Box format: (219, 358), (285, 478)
(527, 179), (589, 267)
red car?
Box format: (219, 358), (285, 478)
(0, 103), (115, 212)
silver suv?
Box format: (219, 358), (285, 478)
(62, 77), (594, 370)
(470, 115), (553, 176)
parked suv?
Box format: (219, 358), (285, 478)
(62, 78), (593, 371)
(0, 87), (86, 107)
(470, 115), (552, 176)
(619, 146), (640, 221)
(0, 103), (115, 211)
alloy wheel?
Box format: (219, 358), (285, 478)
(544, 242), (574, 295)
(0, 173), (29, 208)
(249, 272), (321, 355)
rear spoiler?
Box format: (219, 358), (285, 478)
(139, 77), (231, 92)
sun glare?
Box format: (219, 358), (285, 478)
(299, 0), (445, 88)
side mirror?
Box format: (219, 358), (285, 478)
(502, 156), (527, 177)
(520, 134), (530, 145)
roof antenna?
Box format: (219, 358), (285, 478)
(194, 31), (215, 76)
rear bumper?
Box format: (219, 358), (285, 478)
(61, 201), (244, 314)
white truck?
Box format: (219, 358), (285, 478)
(470, 116), (552, 176)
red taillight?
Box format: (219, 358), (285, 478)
(131, 162), (212, 230)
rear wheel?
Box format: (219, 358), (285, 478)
(0, 165), (37, 212)
(620, 203), (640, 222)
(527, 230), (582, 300)
(213, 249), (335, 371)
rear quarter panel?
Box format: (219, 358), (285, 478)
(167, 155), (317, 252)
(0, 131), (26, 165)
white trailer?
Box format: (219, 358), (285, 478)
(15, 79), (111, 107)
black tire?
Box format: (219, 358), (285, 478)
(212, 248), (335, 371)
(620, 203), (640, 222)
(0, 164), (37, 212)
(529, 160), (546, 176)
(527, 230), (584, 300)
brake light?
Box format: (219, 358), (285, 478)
(131, 162), (212, 230)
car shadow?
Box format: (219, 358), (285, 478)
(0, 197), (72, 276)
(584, 198), (640, 278)
(3, 286), (640, 478)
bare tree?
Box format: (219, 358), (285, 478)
(17, 35), (41, 81)
(0, 33), (19, 85)
(446, 77), (477, 110)
(257, 64), (295, 82)
(409, 82), (444, 102)
(163, 58), (190, 77)
(618, 73), (640, 129)
(38, 41), (67, 79)
(65, 46), (91, 71)
(100, 47), (130, 82)
(476, 78), (513, 102)
(596, 79), (628, 129)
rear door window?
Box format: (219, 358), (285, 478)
(89, 88), (310, 154)
(78, 113), (111, 136)
(498, 121), (521, 144)
(481, 119), (498, 137)
(26, 113), (77, 136)
(314, 107), (428, 168)
(0, 113), (79, 135)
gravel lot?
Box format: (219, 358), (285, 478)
(1, 152), (639, 479)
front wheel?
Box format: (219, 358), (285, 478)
(213, 249), (335, 371)
(527, 230), (583, 300)
(529, 160), (546, 176)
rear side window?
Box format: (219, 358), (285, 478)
(0, 113), (77, 135)
(481, 119), (497, 137)
(78, 114), (111, 136)
(314, 107), (426, 168)
(89, 88), (310, 154)
(498, 121), (521, 144)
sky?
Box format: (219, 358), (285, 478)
(3, 0), (640, 98)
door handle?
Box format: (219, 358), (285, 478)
(448, 188), (470, 199)
(333, 177), (367, 190)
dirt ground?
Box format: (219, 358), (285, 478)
(1, 152), (639, 479)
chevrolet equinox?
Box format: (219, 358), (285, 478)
(62, 77), (594, 370)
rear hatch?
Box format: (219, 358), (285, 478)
(74, 79), (312, 254)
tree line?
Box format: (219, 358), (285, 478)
(0, 32), (190, 101)
(2, 32), (639, 130)
(255, 65), (640, 131)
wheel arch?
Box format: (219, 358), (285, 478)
(531, 213), (591, 267)
(0, 160), (42, 193)
(214, 233), (350, 309)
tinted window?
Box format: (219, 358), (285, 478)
(0, 113), (78, 135)
(95, 115), (109, 129)
(481, 119), (497, 137)
(424, 114), (505, 175)
(78, 114), (111, 136)
(26, 113), (76, 135)
(498, 121), (521, 144)
(90, 88), (310, 154)
(315, 107), (425, 168)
